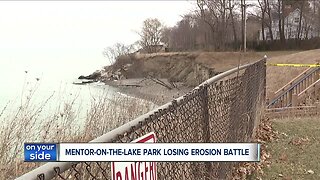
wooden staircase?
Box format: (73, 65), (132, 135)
(267, 67), (320, 108)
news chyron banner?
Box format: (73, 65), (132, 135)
(24, 132), (261, 179)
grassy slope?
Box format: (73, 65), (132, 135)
(261, 117), (320, 180)
(136, 51), (299, 73)
(195, 51), (299, 72)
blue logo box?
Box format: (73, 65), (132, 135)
(24, 143), (57, 162)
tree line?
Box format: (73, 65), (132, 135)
(165, 0), (320, 51)
(104, 0), (320, 63)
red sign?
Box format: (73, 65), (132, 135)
(111, 132), (157, 180)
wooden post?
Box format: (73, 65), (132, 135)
(292, 93), (298, 107)
(315, 70), (320, 81)
(316, 83), (320, 101)
(273, 93), (279, 108)
(315, 102), (320, 115)
(289, 90), (293, 106)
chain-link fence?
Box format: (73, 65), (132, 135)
(18, 58), (266, 180)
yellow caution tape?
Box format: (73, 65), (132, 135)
(266, 63), (320, 67)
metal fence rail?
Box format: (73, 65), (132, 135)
(18, 58), (266, 180)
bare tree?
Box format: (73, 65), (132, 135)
(196, 0), (240, 50)
(196, 0), (216, 48)
(295, 1), (312, 40)
(265, 0), (274, 41)
(298, 2), (305, 40)
(254, 0), (273, 41)
(313, 0), (320, 36)
(102, 43), (138, 65)
(139, 18), (164, 53)
(241, 0), (245, 46)
(257, 0), (267, 40)
(169, 14), (198, 50)
(271, 0), (284, 43)
(161, 26), (172, 48)
(228, 0), (239, 45)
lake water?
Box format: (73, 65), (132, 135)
(0, 47), (129, 122)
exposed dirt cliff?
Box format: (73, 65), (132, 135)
(101, 52), (217, 87)
(80, 51), (299, 89)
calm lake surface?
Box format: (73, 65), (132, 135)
(0, 47), (126, 122)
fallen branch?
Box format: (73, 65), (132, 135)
(117, 84), (142, 87)
(147, 75), (173, 90)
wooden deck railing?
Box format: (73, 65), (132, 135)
(274, 67), (312, 96)
(267, 67), (320, 108)
(293, 78), (320, 106)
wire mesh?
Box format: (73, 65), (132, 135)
(20, 59), (266, 180)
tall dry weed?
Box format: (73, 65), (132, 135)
(0, 82), (155, 179)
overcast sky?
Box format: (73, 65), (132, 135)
(0, 1), (195, 49)
(0, 1), (198, 108)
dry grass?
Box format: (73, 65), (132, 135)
(266, 49), (320, 98)
(195, 51), (299, 72)
(135, 51), (299, 73)
(0, 84), (155, 179)
(134, 52), (197, 59)
(258, 116), (320, 180)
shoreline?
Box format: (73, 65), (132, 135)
(103, 78), (193, 105)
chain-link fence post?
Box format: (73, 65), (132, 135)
(202, 84), (212, 179)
